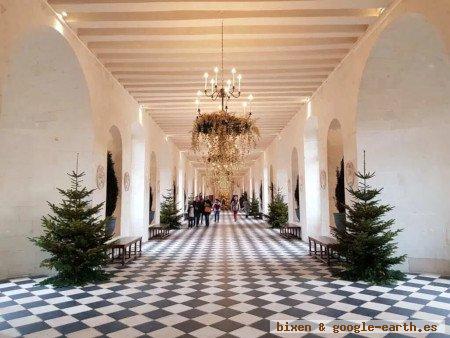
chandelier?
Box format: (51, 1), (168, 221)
(195, 22), (254, 115)
(191, 22), (260, 167)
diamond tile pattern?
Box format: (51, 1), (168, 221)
(0, 212), (449, 337)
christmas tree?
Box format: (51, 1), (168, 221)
(267, 190), (288, 228)
(106, 151), (119, 217)
(30, 158), (111, 287)
(335, 158), (346, 213)
(160, 189), (182, 229)
(332, 152), (406, 285)
(250, 195), (260, 217)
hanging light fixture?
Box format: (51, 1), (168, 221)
(191, 22), (260, 198)
(196, 22), (253, 115)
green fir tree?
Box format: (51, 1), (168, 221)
(30, 159), (112, 287)
(250, 195), (260, 217)
(267, 190), (288, 228)
(332, 152), (406, 285)
(160, 189), (182, 229)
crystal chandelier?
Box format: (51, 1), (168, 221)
(195, 22), (254, 115)
(191, 22), (260, 197)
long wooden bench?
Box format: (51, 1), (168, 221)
(280, 224), (302, 239)
(148, 225), (170, 239)
(110, 236), (142, 266)
(308, 236), (338, 266)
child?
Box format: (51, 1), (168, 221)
(188, 203), (195, 228)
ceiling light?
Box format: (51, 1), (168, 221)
(61, 11), (68, 17)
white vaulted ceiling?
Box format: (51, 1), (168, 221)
(48, 0), (392, 162)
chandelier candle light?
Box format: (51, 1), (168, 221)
(197, 22), (252, 115)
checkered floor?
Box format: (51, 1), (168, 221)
(1, 212), (449, 337)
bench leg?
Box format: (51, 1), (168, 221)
(309, 238), (312, 255)
(326, 246), (331, 266)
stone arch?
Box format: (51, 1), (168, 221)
(0, 26), (94, 278)
(291, 147), (300, 222)
(357, 13), (450, 274)
(327, 118), (344, 231)
(107, 125), (123, 236)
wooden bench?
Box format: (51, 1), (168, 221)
(110, 236), (142, 266)
(148, 225), (170, 239)
(308, 236), (338, 266)
(280, 224), (302, 239)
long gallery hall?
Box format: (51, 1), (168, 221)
(0, 1), (449, 337)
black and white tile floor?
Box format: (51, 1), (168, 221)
(1, 212), (449, 337)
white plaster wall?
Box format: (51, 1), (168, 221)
(0, 0), (181, 279)
(253, 0), (450, 273)
(357, 13), (450, 274)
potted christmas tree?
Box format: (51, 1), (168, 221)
(267, 190), (289, 228)
(250, 194), (260, 217)
(30, 158), (112, 286)
(332, 152), (406, 285)
(294, 176), (300, 222)
(106, 151), (119, 236)
(334, 158), (346, 232)
(160, 189), (182, 229)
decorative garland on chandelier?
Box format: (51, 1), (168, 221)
(191, 110), (260, 165)
(191, 22), (260, 169)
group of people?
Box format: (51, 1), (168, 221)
(187, 195), (245, 227)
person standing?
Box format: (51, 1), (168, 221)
(213, 199), (221, 222)
(188, 203), (195, 228)
(203, 198), (212, 227)
(199, 195), (205, 225)
(193, 196), (202, 227)
(243, 199), (250, 218)
(231, 196), (239, 222)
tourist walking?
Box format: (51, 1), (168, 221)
(193, 196), (202, 227)
(213, 199), (221, 222)
(231, 196), (239, 222)
(203, 198), (212, 227)
(199, 195), (205, 225)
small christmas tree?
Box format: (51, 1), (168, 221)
(335, 158), (346, 213)
(160, 189), (182, 229)
(30, 157), (111, 287)
(332, 152), (406, 285)
(267, 190), (288, 228)
(250, 195), (260, 217)
(106, 151), (119, 217)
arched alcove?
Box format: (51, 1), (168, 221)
(149, 152), (157, 224)
(327, 119), (344, 230)
(303, 115), (321, 237)
(291, 148), (300, 222)
(173, 166), (177, 197)
(107, 125), (123, 236)
(269, 165), (275, 202)
(357, 14), (450, 274)
(0, 27), (94, 278)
